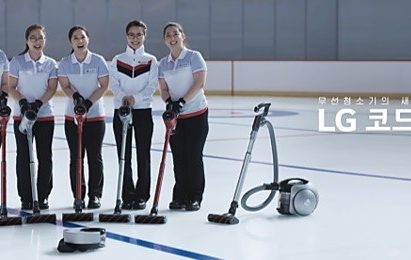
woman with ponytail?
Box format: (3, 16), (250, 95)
(8, 24), (58, 210)
(58, 25), (109, 209)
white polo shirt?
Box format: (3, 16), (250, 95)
(158, 47), (207, 117)
(58, 51), (109, 121)
(9, 52), (57, 120)
(0, 49), (9, 79)
(110, 45), (158, 109)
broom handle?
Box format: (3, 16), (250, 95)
(26, 124), (39, 214)
(116, 117), (129, 203)
(152, 127), (172, 209)
(76, 116), (84, 203)
(0, 118), (7, 208)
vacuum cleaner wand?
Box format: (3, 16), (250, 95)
(208, 102), (278, 225)
(134, 110), (177, 224)
(0, 108), (22, 226)
(99, 100), (132, 223)
(62, 108), (93, 222)
(21, 110), (57, 224)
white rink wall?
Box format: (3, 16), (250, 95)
(205, 61), (411, 95)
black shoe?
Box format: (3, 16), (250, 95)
(39, 199), (49, 210)
(169, 200), (186, 210)
(121, 201), (133, 210)
(73, 200), (86, 209)
(133, 199), (146, 210)
(87, 197), (101, 209)
(21, 201), (33, 210)
(185, 200), (201, 211)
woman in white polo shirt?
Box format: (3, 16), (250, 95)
(8, 24), (58, 210)
(158, 22), (208, 211)
(110, 20), (158, 210)
(58, 25), (109, 209)
(0, 49), (9, 102)
(0, 49), (9, 147)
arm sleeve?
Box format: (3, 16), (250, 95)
(49, 60), (58, 79)
(8, 57), (19, 79)
(57, 59), (67, 77)
(109, 57), (125, 98)
(1, 51), (9, 72)
(158, 59), (165, 79)
(97, 56), (109, 78)
(133, 57), (158, 103)
(191, 51), (207, 73)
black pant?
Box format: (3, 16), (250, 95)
(113, 108), (153, 202)
(65, 120), (105, 200)
(14, 120), (54, 203)
(170, 110), (208, 203)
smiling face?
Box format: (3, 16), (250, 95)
(70, 29), (89, 53)
(164, 25), (185, 51)
(26, 28), (46, 54)
(127, 26), (145, 50)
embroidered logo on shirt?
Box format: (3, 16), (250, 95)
(117, 59), (151, 78)
(85, 68), (97, 74)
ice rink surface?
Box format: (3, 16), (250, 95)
(1, 95), (410, 260)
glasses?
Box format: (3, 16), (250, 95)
(127, 33), (144, 39)
(29, 36), (45, 42)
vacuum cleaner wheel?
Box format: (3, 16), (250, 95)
(293, 189), (319, 216)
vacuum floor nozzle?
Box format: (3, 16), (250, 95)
(207, 213), (239, 225)
(99, 213), (131, 223)
(62, 212), (94, 222)
(25, 213), (56, 224)
(0, 216), (23, 226)
(134, 214), (167, 224)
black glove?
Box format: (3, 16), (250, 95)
(171, 98), (185, 114)
(72, 92), (84, 105)
(30, 99), (43, 113)
(165, 97), (173, 111)
(0, 91), (7, 107)
(84, 99), (93, 112)
(19, 98), (30, 115)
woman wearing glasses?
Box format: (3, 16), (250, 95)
(8, 24), (58, 210)
(109, 20), (158, 210)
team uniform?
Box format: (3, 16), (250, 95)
(158, 47), (209, 205)
(9, 52), (57, 206)
(58, 51), (108, 202)
(110, 45), (158, 206)
(0, 49), (9, 147)
(0, 49), (8, 82)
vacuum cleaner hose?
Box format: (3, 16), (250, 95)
(240, 120), (279, 211)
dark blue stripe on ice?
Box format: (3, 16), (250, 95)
(199, 153), (411, 182)
(8, 209), (222, 260)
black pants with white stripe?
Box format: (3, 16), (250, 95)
(113, 108), (153, 203)
(65, 120), (105, 200)
(170, 110), (209, 203)
(14, 120), (54, 203)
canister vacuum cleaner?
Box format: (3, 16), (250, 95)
(208, 102), (319, 225)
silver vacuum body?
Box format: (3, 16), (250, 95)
(277, 178), (319, 216)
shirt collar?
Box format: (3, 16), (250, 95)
(24, 52), (46, 64)
(167, 47), (188, 62)
(71, 51), (92, 64)
(126, 45), (144, 56)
